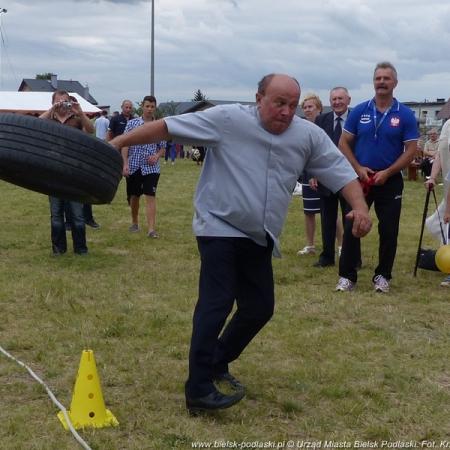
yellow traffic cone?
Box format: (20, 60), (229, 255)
(58, 350), (119, 430)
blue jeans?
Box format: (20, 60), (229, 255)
(49, 197), (87, 254)
(64, 203), (94, 223)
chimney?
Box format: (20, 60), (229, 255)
(50, 73), (57, 89)
(83, 84), (90, 101)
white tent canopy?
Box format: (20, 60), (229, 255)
(0, 91), (101, 115)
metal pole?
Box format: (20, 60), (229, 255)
(150, 0), (154, 95)
(0, 9), (7, 90)
(414, 189), (431, 276)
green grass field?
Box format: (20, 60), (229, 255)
(0, 159), (449, 450)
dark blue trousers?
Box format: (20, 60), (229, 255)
(318, 192), (346, 265)
(186, 236), (274, 398)
(339, 173), (403, 283)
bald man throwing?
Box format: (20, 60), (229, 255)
(110, 73), (372, 414)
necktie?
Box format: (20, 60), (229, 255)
(333, 117), (342, 146)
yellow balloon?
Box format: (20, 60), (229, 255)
(435, 244), (450, 273)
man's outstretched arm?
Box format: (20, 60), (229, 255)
(109, 119), (170, 150)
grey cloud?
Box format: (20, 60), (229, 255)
(2, 0), (450, 111)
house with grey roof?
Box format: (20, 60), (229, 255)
(18, 74), (98, 105)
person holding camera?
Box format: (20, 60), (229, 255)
(40, 90), (94, 255)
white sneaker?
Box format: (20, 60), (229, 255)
(373, 275), (389, 293)
(292, 182), (303, 196)
(335, 277), (355, 292)
(440, 275), (450, 287)
(297, 245), (315, 255)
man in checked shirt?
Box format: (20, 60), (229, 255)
(121, 95), (166, 238)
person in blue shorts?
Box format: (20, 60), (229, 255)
(336, 62), (419, 293)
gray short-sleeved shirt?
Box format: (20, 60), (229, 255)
(165, 104), (356, 256)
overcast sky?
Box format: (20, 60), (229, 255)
(1, 0), (450, 111)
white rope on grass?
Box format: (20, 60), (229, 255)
(0, 345), (92, 450)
